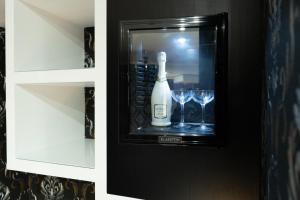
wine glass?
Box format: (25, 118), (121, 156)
(192, 90), (214, 131)
(171, 90), (193, 127)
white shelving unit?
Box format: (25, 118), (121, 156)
(6, 0), (140, 199)
(6, 0), (96, 181)
(6, 0), (96, 182)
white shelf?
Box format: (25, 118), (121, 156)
(11, 68), (96, 85)
(18, 138), (95, 169)
(6, 72), (96, 183)
(14, 83), (94, 167)
(5, 0), (98, 185)
(14, 0), (94, 71)
(7, 158), (96, 182)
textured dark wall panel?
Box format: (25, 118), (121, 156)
(264, 0), (300, 199)
(85, 87), (95, 139)
(84, 27), (95, 69)
(0, 28), (95, 200)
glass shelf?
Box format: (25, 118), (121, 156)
(133, 123), (215, 136)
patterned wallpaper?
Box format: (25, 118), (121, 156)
(84, 27), (95, 140)
(264, 0), (300, 199)
(0, 28), (95, 200)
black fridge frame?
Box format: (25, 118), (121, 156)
(115, 13), (228, 146)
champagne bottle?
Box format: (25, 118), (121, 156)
(151, 52), (172, 126)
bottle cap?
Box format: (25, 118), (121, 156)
(157, 52), (167, 63)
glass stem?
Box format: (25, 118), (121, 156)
(180, 103), (185, 125)
(201, 104), (206, 126)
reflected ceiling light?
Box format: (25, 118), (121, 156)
(179, 27), (186, 31)
(175, 37), (187, 48)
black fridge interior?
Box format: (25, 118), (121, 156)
(118, 13), (228, 146)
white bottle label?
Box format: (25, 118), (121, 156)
(154, 104), (167, 119)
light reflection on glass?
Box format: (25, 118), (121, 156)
(175, 37), (188, 48)
(128, 26), (217, 136)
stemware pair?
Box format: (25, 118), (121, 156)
(171, 89), (214, 131)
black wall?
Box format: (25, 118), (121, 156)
(108, 0), (264, 200)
